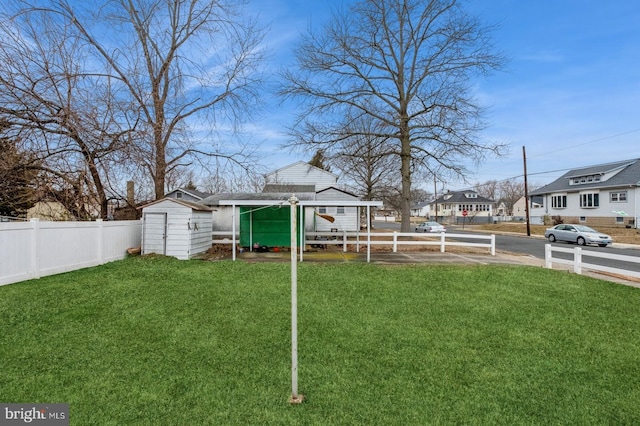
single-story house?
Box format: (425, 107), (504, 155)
(429, 190), (495, 224)
(529, 158), (640, 228)
(411, 201), (431, 217)
(199, 161), (382, 254)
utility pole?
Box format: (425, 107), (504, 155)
(523, 146), (531, 236)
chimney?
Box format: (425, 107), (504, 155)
(127, 181), (135, 207)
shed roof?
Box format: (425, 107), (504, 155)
(138, 197), (213, 211)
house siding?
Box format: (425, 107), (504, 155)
(265, 162), (337, 191)
(315, 188), (359, 231)
(542, 186), (637, 227)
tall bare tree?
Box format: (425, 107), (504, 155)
(4, 0), (266, 202)
(0, 9), (136, 219)
(280, 0), (506, 231)
(330, 116), (399, 201)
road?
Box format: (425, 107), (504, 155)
(373, 221), (640, 274)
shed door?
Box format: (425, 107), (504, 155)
(143, 212), (168, 255)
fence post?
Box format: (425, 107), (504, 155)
(96, 219), (104, 265)
(545, 244), (552, 268)
(393, 231), (397, 252)
(343, 231), (347, 253)
(490, 234), (496, 256)
(440, 232), (445, 253)
(574, 247), (582, 275)
(30, 218), (40, 279)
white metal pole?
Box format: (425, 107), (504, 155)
(367, 205), (371, 263)
(232, 204), (236, 261)
(289, 195), (304, 404)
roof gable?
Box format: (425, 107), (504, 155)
(265, 161), (338, 180)
(530, 158), (640, 195)
(139, 197), (212, 211)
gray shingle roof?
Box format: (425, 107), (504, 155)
(200, 192), (316, 206)
(529, 158), (640, 195)
(432, 190), (495, 204)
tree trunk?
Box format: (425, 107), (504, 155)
(399, 120), (412, 232)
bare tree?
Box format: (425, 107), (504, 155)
(498, 180), (525, 215)
(330, 116), (399, 201)
(280, 0), (506, 231)
(6, 0), (266, 201)
(0, 9), (137, 219)
(474, 180), (499, 201)
(0, 133), (39, 217)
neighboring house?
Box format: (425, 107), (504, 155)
(27, 201), (74, 221)
(411, 201), (431, 217)
(264, 161), (338, 191)
(529, 158), (640, 228)
(512, 196), (543, 222)
(165, 188), (212, 203)
(199, 162), (382, 249)
(429, 190), (495, 224)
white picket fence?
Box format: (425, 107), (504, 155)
(0, 219), (142, 286)
(545, 244), (640, 279)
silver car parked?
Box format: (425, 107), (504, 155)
(415, 221), (446, 233)
(544, 224), (613, 247)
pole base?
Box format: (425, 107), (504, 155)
(288, 394), (305, 404)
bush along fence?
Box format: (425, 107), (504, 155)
(0, 219), (142, 286)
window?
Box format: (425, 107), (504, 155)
(176, 192), (183, 199)
(579, 216), (586, 222)
(551, 195), (567, 208)
(580, 192), (599, 208)
(616, 217), (624, 224)
(610, 191), (627, 202)
(318, 207), (327, 214)
(336, 206), (345, 215)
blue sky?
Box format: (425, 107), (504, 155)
(247, 0), (640, 191)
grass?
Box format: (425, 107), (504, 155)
(2, 256), (640, 424)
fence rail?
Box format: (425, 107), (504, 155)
(212, 230), (495, 261)
(545, 244), (640, 279)
(1, 219), (142, 286)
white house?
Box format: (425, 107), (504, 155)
(200, 162), (382, 249)
(265, 161), (338, 191)
(429, 190), (495, 224)
(529, 158), (640, 228)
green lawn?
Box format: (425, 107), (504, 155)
(1, 256), (640, 425)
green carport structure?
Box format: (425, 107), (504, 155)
(215, 196), (382, 262)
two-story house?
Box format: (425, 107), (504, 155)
(528, 158), (640, 228)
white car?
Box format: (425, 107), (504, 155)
(544, 224), (613, 247)
(415, 221), (446, 233)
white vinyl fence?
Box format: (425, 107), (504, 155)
(1, 219), (142, 286)
(212, 230), (496, 262)
(545, 244), (640, 280)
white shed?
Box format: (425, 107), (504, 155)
(140, 198), (213, 260)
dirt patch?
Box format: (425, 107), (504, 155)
(200, 244), (234, 260)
